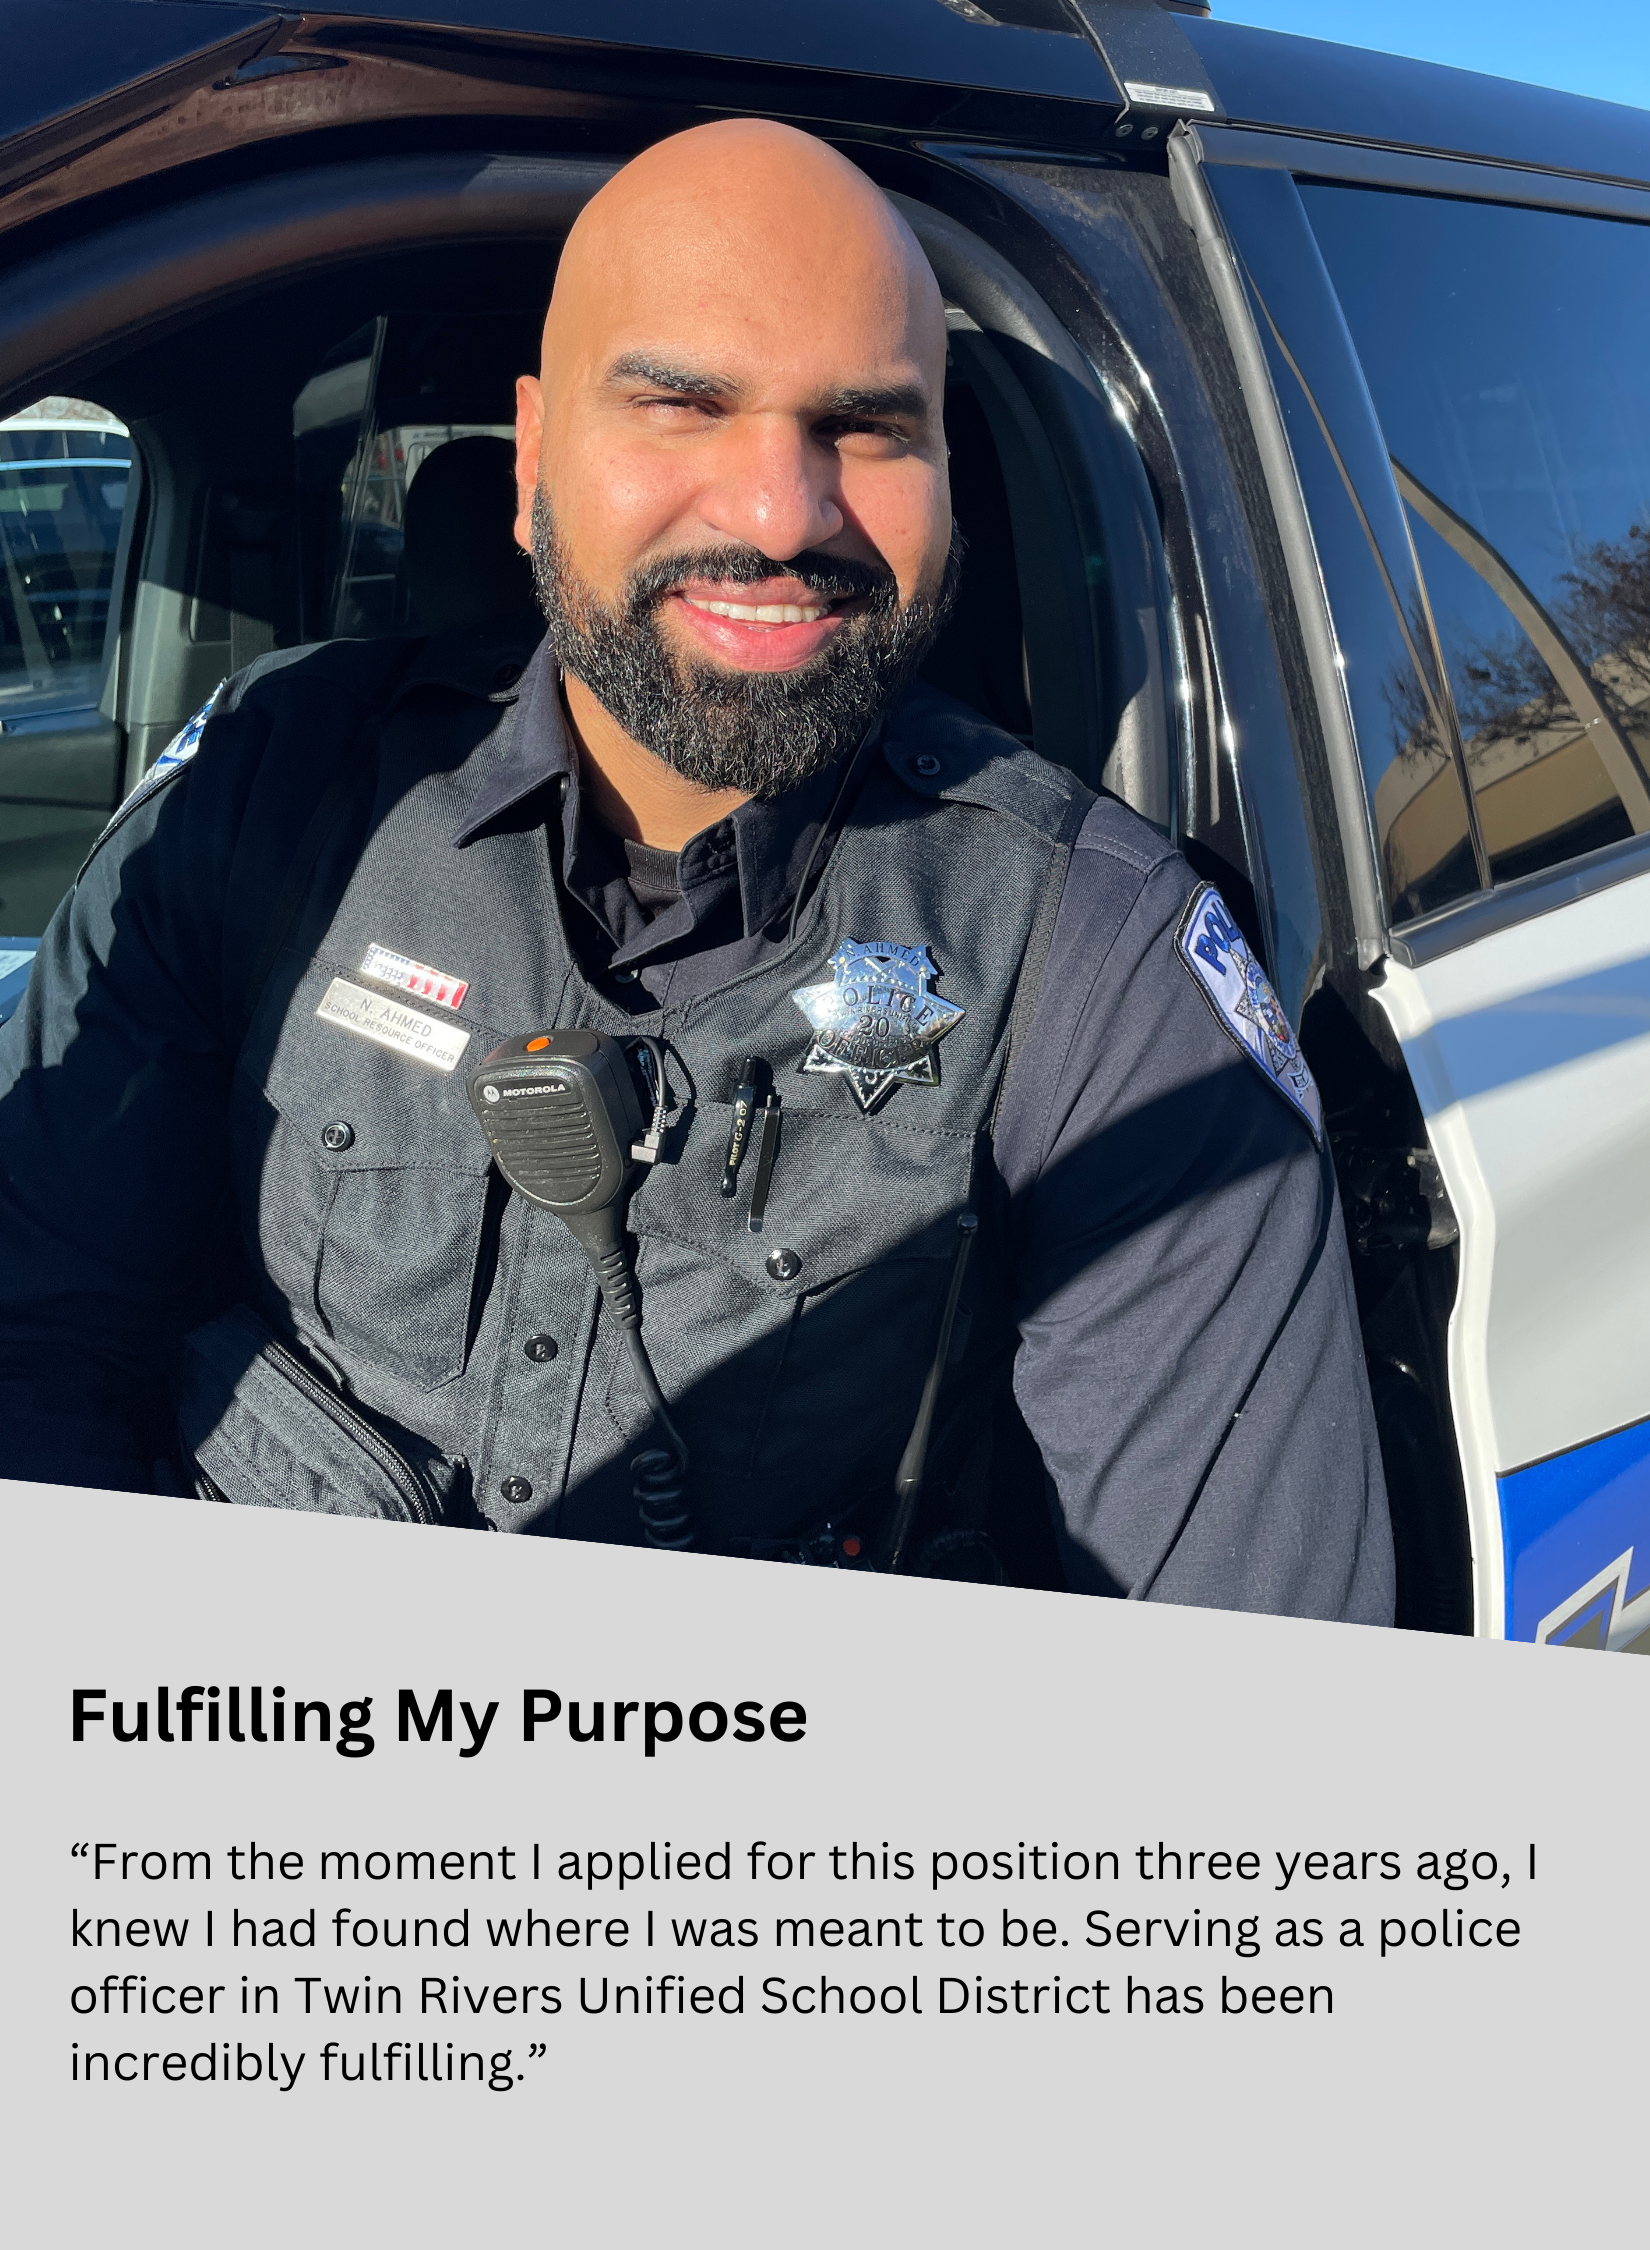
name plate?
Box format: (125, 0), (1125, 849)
(315, 977), (473, 1074)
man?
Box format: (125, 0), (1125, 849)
(0, 122), (1392, 1619)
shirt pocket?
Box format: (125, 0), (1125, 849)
(621, 1102), (979, 1485)
(237, 954), (501, 1392)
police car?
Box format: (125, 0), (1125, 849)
(2, 0), (1647, 1652)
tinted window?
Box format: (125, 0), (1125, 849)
(1303, 186), (1650, 893)
(0, 399), (132, 721)
(0, 397), (134, 939)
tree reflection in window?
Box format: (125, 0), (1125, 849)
(1301, 182), (1650, 910)
(1407, 499), (1650, 886)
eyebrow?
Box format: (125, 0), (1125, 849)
(605, 353), (738, 402)
(604, 355), (930, 424)
(818, 384), (930, 423)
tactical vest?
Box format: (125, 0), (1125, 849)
(183, 672), (1090, 1559)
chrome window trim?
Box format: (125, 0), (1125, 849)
(1389, 828), (1650, 968)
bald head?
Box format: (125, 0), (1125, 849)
(545, 120), (946, 406)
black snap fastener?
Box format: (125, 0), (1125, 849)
(913, 753), (941, 777)
(491, 661), (522, 689)
(766, 1248), (802, 1282)
(523, 1334), (559, 1363)
(500, 1475), (534, 1504)
(320, 1121), (354, 1152)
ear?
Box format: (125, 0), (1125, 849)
(513, 374), (545, 552)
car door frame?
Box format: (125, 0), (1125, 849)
(1172, 119), (1650, 1644)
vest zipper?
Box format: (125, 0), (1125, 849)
(260, 1333), (443, 1526)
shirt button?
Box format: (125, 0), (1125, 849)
(320, 1121), (354, 1152)
(614, 967), (639, 983)
(491, 661), (522, 689)
(523, 1334), (559, 1363)
(912, 754), (942, 777)
(766, 1247), (802, 1282)
(500, 1476), (534, 1505)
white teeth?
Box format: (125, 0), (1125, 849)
(684, 597), (828, 624)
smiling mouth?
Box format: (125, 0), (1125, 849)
(682, 595), (835, 625)
(656, 570), (884, 673)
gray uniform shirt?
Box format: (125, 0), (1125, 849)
(0, 631), (1392, 1621)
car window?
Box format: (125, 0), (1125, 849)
(0, 397), (135, 939)
(0, 398), (133, 723)
(1301, 185), (1650, 897)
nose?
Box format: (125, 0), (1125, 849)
(693, 413), (844, 560)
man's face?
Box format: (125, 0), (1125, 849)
(513, 126), (956, 793)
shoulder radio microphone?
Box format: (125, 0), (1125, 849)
(468, 1029), (691, 1550)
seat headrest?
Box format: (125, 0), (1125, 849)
(401, 434), (541, 635)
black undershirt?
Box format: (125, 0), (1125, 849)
(620, 836), (684, 924)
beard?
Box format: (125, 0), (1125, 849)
(529, 486), (961, 797)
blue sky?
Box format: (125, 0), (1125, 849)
(1214, 1), (1650, 113)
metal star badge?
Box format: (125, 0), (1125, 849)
(790, 940), (963, 1114)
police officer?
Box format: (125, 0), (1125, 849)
(0, 121), (1392, 1621)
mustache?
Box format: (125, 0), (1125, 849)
(623, 544), (898, 613)
(529, 484), (962, 798)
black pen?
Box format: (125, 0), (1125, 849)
(721, 1057), (762, 1196)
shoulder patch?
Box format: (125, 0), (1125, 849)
(116, 681), (225, 818)
(148, 681), (226, 782)
(79, 682), (228, 868)
(1176, 884), (1322, 1145)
